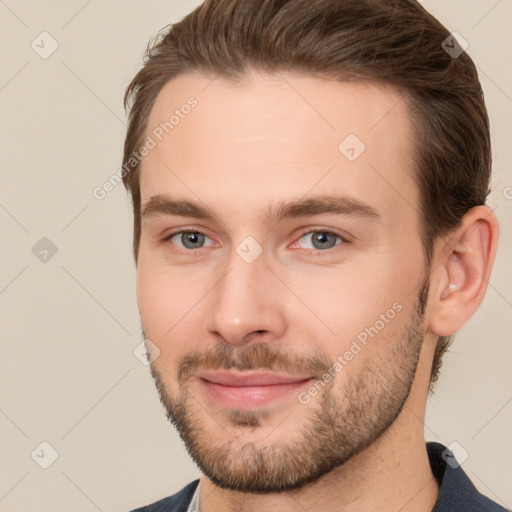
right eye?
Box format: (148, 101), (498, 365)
(164, 230), (216, 251)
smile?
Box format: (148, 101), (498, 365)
(196, 370), (314, 408)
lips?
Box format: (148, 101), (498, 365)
(199, 369), (312, 387)
(196, 370), (313, 408)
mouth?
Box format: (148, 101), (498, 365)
(196, 369), (314, 408)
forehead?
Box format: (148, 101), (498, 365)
(140, 71), (419, 228)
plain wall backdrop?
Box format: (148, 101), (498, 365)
(0, 1), (511, 510)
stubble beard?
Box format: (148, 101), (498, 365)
(148, 278), (429, 493)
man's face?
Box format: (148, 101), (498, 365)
(137, 72), (430, 492)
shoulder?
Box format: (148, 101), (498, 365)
(427, 442), (508, 512)
(129, 479), (200, 512)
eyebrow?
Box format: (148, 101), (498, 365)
(141, 194), (380, 225)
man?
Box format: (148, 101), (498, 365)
(122, 1), (505, 510)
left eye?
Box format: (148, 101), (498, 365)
(296, 231), (343, 250)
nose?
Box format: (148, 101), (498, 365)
(204, 250), (287, 347)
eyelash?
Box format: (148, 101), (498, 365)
(162, 228), (349, 256)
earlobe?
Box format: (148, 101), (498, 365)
(429, 206), (499, 337)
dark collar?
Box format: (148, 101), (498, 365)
(427, 441), (507, 511)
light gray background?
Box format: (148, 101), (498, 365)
(0, 1), (510, 510)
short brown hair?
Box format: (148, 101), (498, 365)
(122, 0), (492, 393)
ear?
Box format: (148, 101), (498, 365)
(428, 205), (499, 337)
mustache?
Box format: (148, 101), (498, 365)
(176, 342), (332, 383)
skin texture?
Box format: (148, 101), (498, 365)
(136, 71), (498, 512)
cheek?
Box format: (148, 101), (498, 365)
(283, 258), (413, 357)
(137, 271), (186, 376)
(136, 251), (216, 367)
(137, 255), (191, 340)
